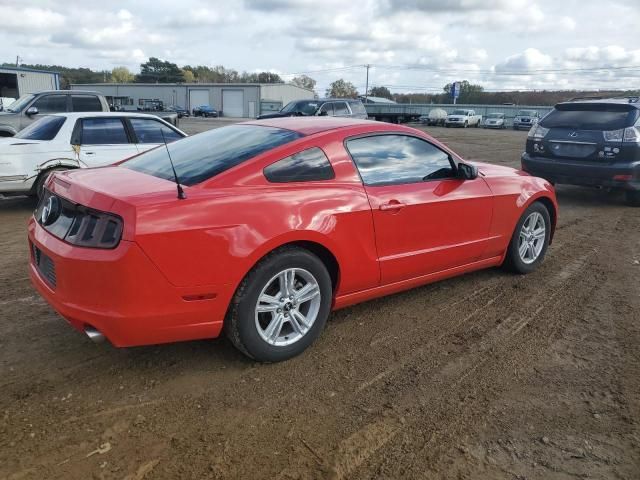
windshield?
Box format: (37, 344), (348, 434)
(517, 110), (536, 117)
(541, 105), (639, 130)
(124, 125), (303, 186)
(488, 113), (504, 118)
(451, 110), (468, 115)
(6, 94), (35, 113)
(280, 101), (319, 115)
(14, 116), (66, 140)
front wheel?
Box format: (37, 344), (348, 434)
(225, 247), (333, 362)
(503, 202), (551, 274)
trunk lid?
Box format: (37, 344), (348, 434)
(46, 166), (183, 241)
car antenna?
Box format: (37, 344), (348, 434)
(160, 128), (186, 200)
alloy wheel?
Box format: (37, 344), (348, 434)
(254, 268), (321, 347)
(518, 211), (546, 264)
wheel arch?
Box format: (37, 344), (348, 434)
(524, 194), (557, 243)
(243, 237), (341, 293)
(32, 159), (80, 193)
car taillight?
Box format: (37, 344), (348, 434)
(623, 126), (640, 143)
(603, 127), (640, 143)
(36, 190), (123, 249)
(528, 125), (549, 139)
(65, 209), (123, 249)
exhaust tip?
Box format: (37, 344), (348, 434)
(85, 325), (105, 344)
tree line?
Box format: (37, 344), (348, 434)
(3, 59), (636, 106)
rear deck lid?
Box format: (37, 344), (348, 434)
(530, 102), (639, 162)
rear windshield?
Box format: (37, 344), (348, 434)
(541, 104), (639, 130)
(15, 116), (66, 140)
(123, 125), (303, 186)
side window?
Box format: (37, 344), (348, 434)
(264, 147), (335, 183)
(319, 103), (334, 116)
(334, 102), (350, 116)
(349, 101), (367, 116)
(81, 118), (129, 145)
(31, 95), (68, 114)
(346, 135), (454, 186)
(129, 118), (182, 144)
(71, 95), (103, 112)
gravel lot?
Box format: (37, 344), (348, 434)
(1, 120), (639, 480)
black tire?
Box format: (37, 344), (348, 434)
(33, 167), (69, 199)
(464, 122), (468, 128)
(225, 247), (333, 362)
(626, 190), (640, 207)
(503, 202), (551, 274)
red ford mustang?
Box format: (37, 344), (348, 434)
(29, 117), (557, 362)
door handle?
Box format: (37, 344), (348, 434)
(84, 152), (96, 155)
(379, 201), (406, 211)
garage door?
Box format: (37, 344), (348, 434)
(222, 90), (244, 117)
(189, 90), (210, 110)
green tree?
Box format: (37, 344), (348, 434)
(136, 57), (184, 83)
(111, 66), (134, 83)
(325, 79), (358, 98)
(368, 86), (393, 99)
(182, 69), (195, 83)
(291, 75), (316, 91)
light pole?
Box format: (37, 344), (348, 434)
(364, 64), (370, 103)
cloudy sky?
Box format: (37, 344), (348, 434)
(2, 0), (639, 94)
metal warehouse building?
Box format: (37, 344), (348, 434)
(70, 82), (315, 118)
(0, 66), (60, 99)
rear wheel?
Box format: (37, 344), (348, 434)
(225, 247), (332, 362)
(626, 190), (640, 207)
(503, 202), (551, 274)
(33, 167), (69, 199)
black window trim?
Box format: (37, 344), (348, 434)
(343, 132), (461, 187)
(73, 117), (135, 146)
(263, 146), (336, 184)
(123, 117), (184, 144)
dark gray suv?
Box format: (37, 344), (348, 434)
(257, 98), (368, 119)
(522, 97), (640, 206)
(0, 90), (109, 137)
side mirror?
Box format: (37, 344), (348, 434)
(318, 110), (328, 116)
(458, 162), (478, 180)
(26, 106), (39, 116)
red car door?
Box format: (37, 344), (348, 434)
(345, 134), (494, 285)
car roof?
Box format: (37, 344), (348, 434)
(557, 98), (640, 109)
(49, 112), (172, 120)
(244, 117), (379, 135)
(31, 90), (102, 95)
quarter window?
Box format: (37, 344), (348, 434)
(319, 103), (334, 116)
(129, 118), (182, 143)
(32, 95), (67, 114)
(81, 118), (129, 144)
(334, 102), (350, 116)
(264, 147), (335, 183)
(71, 95), (103, 112)
(346, 135), (454, 186)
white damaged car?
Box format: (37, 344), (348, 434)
(0, 112), (186, 198)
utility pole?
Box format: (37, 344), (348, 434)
(364, 64), (370, 103)
(15, 56), (21, 67)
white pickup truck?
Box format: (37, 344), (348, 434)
(445, 109), (482, 128)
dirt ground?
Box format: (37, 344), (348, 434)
(1, 121), (639, 480)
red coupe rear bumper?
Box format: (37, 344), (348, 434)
(28, 218), (230, 347)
